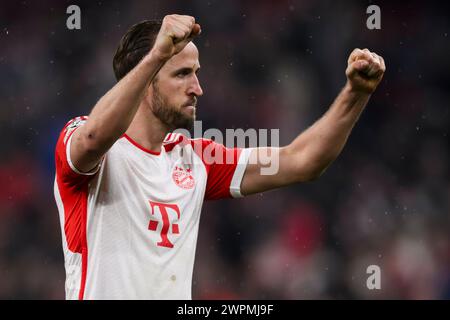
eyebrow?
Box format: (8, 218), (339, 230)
(171, 66), (201, 76)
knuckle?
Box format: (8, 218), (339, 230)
(182, 15), (194, 23)
(164, 17), (175, 27)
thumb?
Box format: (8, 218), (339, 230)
(187, 23), (201, 40)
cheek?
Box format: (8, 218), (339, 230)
(159, 78), (184, 94)
(154, 77), (188, 106)
(168, 82), (188, 104)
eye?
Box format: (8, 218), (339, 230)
(176, 69), (191, 78)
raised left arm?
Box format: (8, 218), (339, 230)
(240, 48), (386, 196)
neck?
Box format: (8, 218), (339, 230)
(125, 104), (169, 154)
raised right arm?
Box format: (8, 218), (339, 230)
(70, 14), (201, 173)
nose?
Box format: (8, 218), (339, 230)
(187, 74), (203, 97)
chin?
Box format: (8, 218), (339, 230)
(171, 116), (194, 131)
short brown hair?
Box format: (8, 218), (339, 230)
(113, 20), (162, 81)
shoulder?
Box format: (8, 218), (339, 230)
(58, 116), (89, 145)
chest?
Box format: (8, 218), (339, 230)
(97, 142), (207, 205)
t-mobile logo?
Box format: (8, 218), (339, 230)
(148, 201), (181, 248)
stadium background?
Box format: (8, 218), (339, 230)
(0, 0), (448, 299)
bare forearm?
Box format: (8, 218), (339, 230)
(289, 84), (371, 179)
(240, 48), (385, 195)
(81, 51), (167, 152)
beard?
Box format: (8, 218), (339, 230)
(151, 84), (196, 131)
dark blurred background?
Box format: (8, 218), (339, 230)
(0, 0), (448, 299)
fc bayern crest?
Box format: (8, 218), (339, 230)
(172, 166), (195, 189)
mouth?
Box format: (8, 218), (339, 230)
(182, 98), (197, 109)
(183, 105), (196, 116)
(182, 102), (197, 116)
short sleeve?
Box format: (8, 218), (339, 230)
(55, 116), (101, 186)
(190, 139), (252, 200)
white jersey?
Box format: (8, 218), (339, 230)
(54, 116), (251, 300)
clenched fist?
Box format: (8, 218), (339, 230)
(346, 48), (386, 94)
(152, 14), (201, 61)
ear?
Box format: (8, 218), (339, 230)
(142, 85), (154, 111)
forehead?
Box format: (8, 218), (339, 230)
(163, 42), (200, 71)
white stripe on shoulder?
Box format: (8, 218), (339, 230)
(230, 148), (253, 198)
(66, 131), (101, 176)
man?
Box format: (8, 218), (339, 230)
(54, 14), (385, 299)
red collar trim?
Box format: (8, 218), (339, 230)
(122, 134), (161, 155)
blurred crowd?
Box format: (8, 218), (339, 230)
(0, 0), (448, 299)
